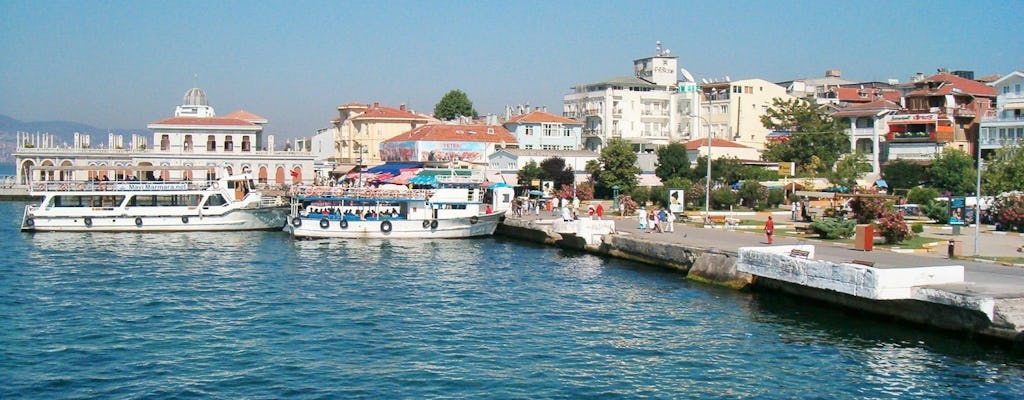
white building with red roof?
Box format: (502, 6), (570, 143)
(15, 88), (316, 186)
(832, 99), (902, 175)
(502, 109), (582, 151)
(382, 123), (517, 164)
(981, 70), (1024, 154)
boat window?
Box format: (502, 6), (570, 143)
(126, 194), (202, 207)
(203, 194), (229, 207)
(50, 195), (125, 208)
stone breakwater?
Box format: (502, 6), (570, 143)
(496, 217), (1024, 345)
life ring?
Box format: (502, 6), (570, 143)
(211, 182), (220, 190)
(320, 218), (330, 229)
(430, 220), (438, 230)
(470, 215), (479, 225)
(291, 217), (302, 227)
(181, 216), (189, 224)
(312, 187), (325, 196)
(59, 183), (69, 191)
(84, 217), (93, 227)
(304, 187), (314, 196)
(34, 183), (44, 191)
(380, 220), (392, 233)
(135, 217), (143, 227)
(25, 217), (35, 227)
(98, 183), (107, 191)
(333, 188), (344, 197)
(422, 220), (431, 229)
(340, 219), (349, 229)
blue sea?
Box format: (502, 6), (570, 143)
(0, 201), (1022, 399)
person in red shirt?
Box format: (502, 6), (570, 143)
(595, 202), (604, 220)
(764, 216), (775, 244)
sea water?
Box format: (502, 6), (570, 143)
(0, 201), (1021, 399)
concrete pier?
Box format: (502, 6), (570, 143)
(497, 214), (1024, 345)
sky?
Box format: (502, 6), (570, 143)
(1, 0), (1021, 142)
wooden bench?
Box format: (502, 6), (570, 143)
(789, 249), (810, 259)
(850, 259), (875, 267)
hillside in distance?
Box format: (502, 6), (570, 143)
(0, 114), (139, 163)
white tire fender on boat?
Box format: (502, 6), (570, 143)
(381, 220), (392, 233)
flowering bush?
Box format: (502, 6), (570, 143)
(617, 194), (638, 216)
(990, 191), (1024, 232)
(849, 196), (888, 224)
(875, 209), (913, 244)
(686, 182), (706, 209)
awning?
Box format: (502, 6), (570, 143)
(366, 163), (423, 176)
(1005, 102), (1024, 110)
(875, 179), (888, 188)
(332, 163), (359, 174)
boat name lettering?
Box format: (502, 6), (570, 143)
(114, 183), (190, 191)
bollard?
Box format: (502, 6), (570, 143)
(948, 239), (956, 259)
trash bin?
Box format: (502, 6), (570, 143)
(947, 239), (963, 259)
(854, 224), (874, 251)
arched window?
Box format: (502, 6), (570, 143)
(242, 136), (251, 152)
(224, 136), (234, 152)
(160, 135), (170, 151)
(856, 138), (874, 154)
(184, 135), (193, 152)
(207, 135), (216, 151)
(275, 166), (285, 185)
(258, 166), (268, 184)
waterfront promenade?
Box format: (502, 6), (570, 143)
(509, 210), (1024, 302)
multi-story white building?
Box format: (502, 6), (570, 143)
(831, 99), (901, 175)
(563, 43), (701, 153)
(14, 88), (316, 186)
(980, 70), (1024, 152)
(699, 78), (796, 151)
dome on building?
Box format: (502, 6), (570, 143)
(183, 88), (208, 106)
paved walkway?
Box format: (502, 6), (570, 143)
(508, 209), (1024, 298)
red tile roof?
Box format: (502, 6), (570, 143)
(149, 117), (258, 127)
(832, 99), (902, 117)
(386, 124), (518, 144)
(505, 110), (582, 125)
(906, 73), (997, 97)
(221, 110), (267, 123)
(351, 103), (430, 121)
(682, 138), (753, 150)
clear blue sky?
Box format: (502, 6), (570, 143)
(1, 0), (1020, 141)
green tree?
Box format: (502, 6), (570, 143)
(760, 98), (848, 173)
(592, 139), (640, 193)
(540, 157), (574, 190)
(882, 159), (927, 191)
(690, 156), (750, 185)
(982, 145), (1024, 194)
(433, 89), (478, 121)
(907, 187), (940, 205)
(738, 181), (768, 210)
(654, 142), (690, 182)
(829, 151), (872, 190)
(928, 148), (977, 195)
(516, 160), (542, 189)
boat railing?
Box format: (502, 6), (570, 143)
(30, 179), (216, 192)
(290, 185), (432, 200)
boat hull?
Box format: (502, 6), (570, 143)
(285, 213), (502, 239)
(22, 207), (289, 232)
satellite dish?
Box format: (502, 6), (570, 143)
(680, 68), (695, 83)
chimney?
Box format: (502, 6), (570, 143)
(825, 69), (841, 78)
(400, 104), (406, 111)
(373, 102), (380, 108)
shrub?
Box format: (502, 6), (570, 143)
(876, 210), (913, 244)
(849, 196), (888, 224)
(768, 189), (785, 209)
(911, 223), (924, 233)
(990, 191), (1024, 232)
(809, 217), (856, 239)
(574, 181), (594, 201)
(738, 181), (769, 210)
(687, 182), (707, 210)
(907, 186), (939, 205)
(616, 195), (638, 216)
(921, 200), (949, 223)
(711, 188), (738, 210)
(629, 187), (650, 206)
(649, 186), (667, 207)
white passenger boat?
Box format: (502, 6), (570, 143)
(284, 183), (507, 239)
(20, 167), (289, 232)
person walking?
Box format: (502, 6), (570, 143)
(764, 215), (775, 244)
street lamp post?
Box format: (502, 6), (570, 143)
(691, 115), (713, 222)
(953, 88), (983, 256)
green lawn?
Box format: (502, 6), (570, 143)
(874, 235), (943, 250)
